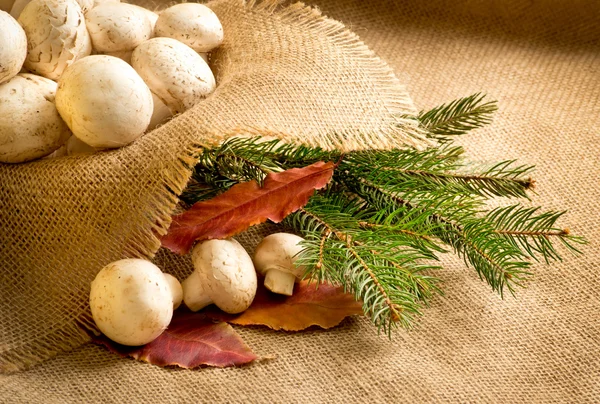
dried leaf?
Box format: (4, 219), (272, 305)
(206, 281), (364, 331)
(92, 311), (257, 368)
(162, 161), (335, 254)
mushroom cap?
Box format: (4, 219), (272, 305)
(0, 11), (27, 84)
(148, 92), (173, 131)
(92, 0), (119, 7)
(163, 273), (183, 310)
(253, 233), (306, 278)
(129, 4), (158, 31)
(86, 3), (153, 53)
(66, 134), (96, 155)
(131, 37), (216, 114)
(0, 74), (71, 163)
(190, 239), (257, 314)
(89, 259), (173, 346)
(19, 0), (92, 81)
(55, 55), (153, 148)
(154, 3), (223, 53)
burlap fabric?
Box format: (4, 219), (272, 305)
(1, 0), (599, 402)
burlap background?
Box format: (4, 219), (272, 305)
(1, 0), (599, 402)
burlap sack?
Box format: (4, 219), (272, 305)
(0, 0), (425, 372)
(1, 0), (599, 402)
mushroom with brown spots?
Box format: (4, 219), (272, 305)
(182, 239), (257, 314)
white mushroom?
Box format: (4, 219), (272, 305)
(0, 0), (15, 12)
(129, 4), (158, 31)
(131, 37), (216, 114)
(182, 239), (257, 314)
(86, 3), (153, 55)
(253, 233), (306, 296)
(155, 3), (223, 53)
(92, 0), (119, 6)
(147, 92), (173, 130)
(0, 11), (27, 85)
(55, 55), (153, 148)
(89, 259), (175, 346)
(163, 273), (183, 310)
(0, 74), (71, 163)
(18, 0), (92, 80)
(66, 135), (96, 155)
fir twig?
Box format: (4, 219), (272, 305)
(418, 93), (498, 141)
(180, 94), (585, 333)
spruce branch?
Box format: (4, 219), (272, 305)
(179, 95), (585, 333)
(487, 205), (586, 263)
(418, 93), (498, 140)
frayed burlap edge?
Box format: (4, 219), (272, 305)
(0, 0), (425, 373)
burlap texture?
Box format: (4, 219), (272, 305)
(0, 0), (423, 373)
(1, 0), (599, 402)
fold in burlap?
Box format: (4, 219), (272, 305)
(0, 0), (425, 372)
(1, 0), (599, 401)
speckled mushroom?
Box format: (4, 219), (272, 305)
(131, 37), (216, 114)
(18, 0), (92, 80)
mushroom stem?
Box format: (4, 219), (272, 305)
(181, 271), (213, 311)
(163, 273), (183, 310)
(264, 268), (297, 296)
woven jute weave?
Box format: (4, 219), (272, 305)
(1, 0), (599, 402)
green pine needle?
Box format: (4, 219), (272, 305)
(180, 94), (585, 334)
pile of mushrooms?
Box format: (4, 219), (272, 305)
(90, 233), (307, 346)
(0, 1), (222, 163)
(1, 0), (311, 348)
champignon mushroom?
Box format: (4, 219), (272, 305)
(0, 74), (71, 163)
(66, 135), (96, 155)
(155, 3), (223, 53)
(55, 55), (153, 148)
(182, 239), (257, 314)
(86, 3), (154, 55)
(18, 0), (92, 81)
(253, 233), (307, 296)
(147, 92), (173, 130)
(131, 37), (216, 114)
(163, 273), (183, 310)
(89, 259), (175, 346)
(0, 11), (26, 85)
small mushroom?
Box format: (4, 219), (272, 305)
(163, 273), (183, 310)
(182, 239), (257, 314)
(89, 259), (175, 346)
(55, 55), (153, 148)
(18, 0), (92, 81)
(253, 233), (306, 296)
(66, 135), (96, 155)
(0, 74), (71, 163)
(131, 37), (216, 114)
(0, 11), (27, 85)
(148, 92), (173, 131)
(86, 3), (154, 55)
(155, 3), (223, 53)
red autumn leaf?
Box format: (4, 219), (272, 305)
(206, 281), (364, 331)
(162, 161), (335, 254)
(92, 311), (257, 368)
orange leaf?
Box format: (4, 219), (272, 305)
(162, 161), (335, 254)
(92, 311), (257, 368)
(206, 281), (364, 331)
